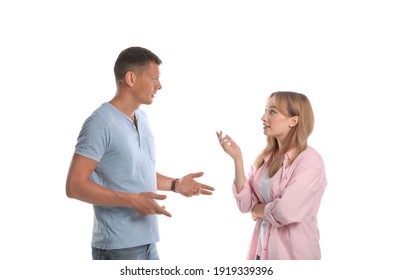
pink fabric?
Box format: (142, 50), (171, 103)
(233, 146), (327, 260)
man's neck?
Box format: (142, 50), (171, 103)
(109, 93), (139, 122)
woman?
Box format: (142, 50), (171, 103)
(217, 91), (327, 260)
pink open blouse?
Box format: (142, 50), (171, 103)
(233, 146), (327, 260)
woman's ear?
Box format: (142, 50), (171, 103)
(289, 116), (299, 127)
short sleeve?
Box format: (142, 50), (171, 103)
(74, 115), (110, 162)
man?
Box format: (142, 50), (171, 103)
(66, 46), (214, 260)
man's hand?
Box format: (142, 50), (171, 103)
(176, 172), (215, 197)
(129, 192), (172, 217)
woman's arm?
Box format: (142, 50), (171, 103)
(216, 131), (246, 192)
(264, 151), (327, 227)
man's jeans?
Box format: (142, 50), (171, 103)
(92, 243), (159, 260)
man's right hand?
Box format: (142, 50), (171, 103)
(129, 192), (172, 217)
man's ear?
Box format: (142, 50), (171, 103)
(289, 116), (299, 128)
(124, 71), (136, 86)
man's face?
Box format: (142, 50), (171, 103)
(132, 62), (162, 105)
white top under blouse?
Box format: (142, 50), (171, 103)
(258, 168), (273, 248)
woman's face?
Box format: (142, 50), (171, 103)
(261, 97), (297, 146)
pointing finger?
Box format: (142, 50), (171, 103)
(201, 184), (215, 191)
(200, 189), (213, 195)
(158, 206), (172, 217)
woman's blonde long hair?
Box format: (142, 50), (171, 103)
(255, 91), (314, 177)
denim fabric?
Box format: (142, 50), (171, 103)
(92, 243), (159, 260)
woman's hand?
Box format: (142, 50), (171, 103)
(251, 203), (265, 221)
(216, 130), (242, 160)
(216, 130), (247, 192)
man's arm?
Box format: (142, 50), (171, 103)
(156, 172), (215, 197)
(66, 153), (171, 217)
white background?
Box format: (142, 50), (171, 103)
(1, 0), (392, 279)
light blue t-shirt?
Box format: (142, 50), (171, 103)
(75, 102), (158, 250)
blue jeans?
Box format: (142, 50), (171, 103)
(92, 243), (159, 260)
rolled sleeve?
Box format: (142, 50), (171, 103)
(233, 166), (260, 213)
(264, 154), (327, 227)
